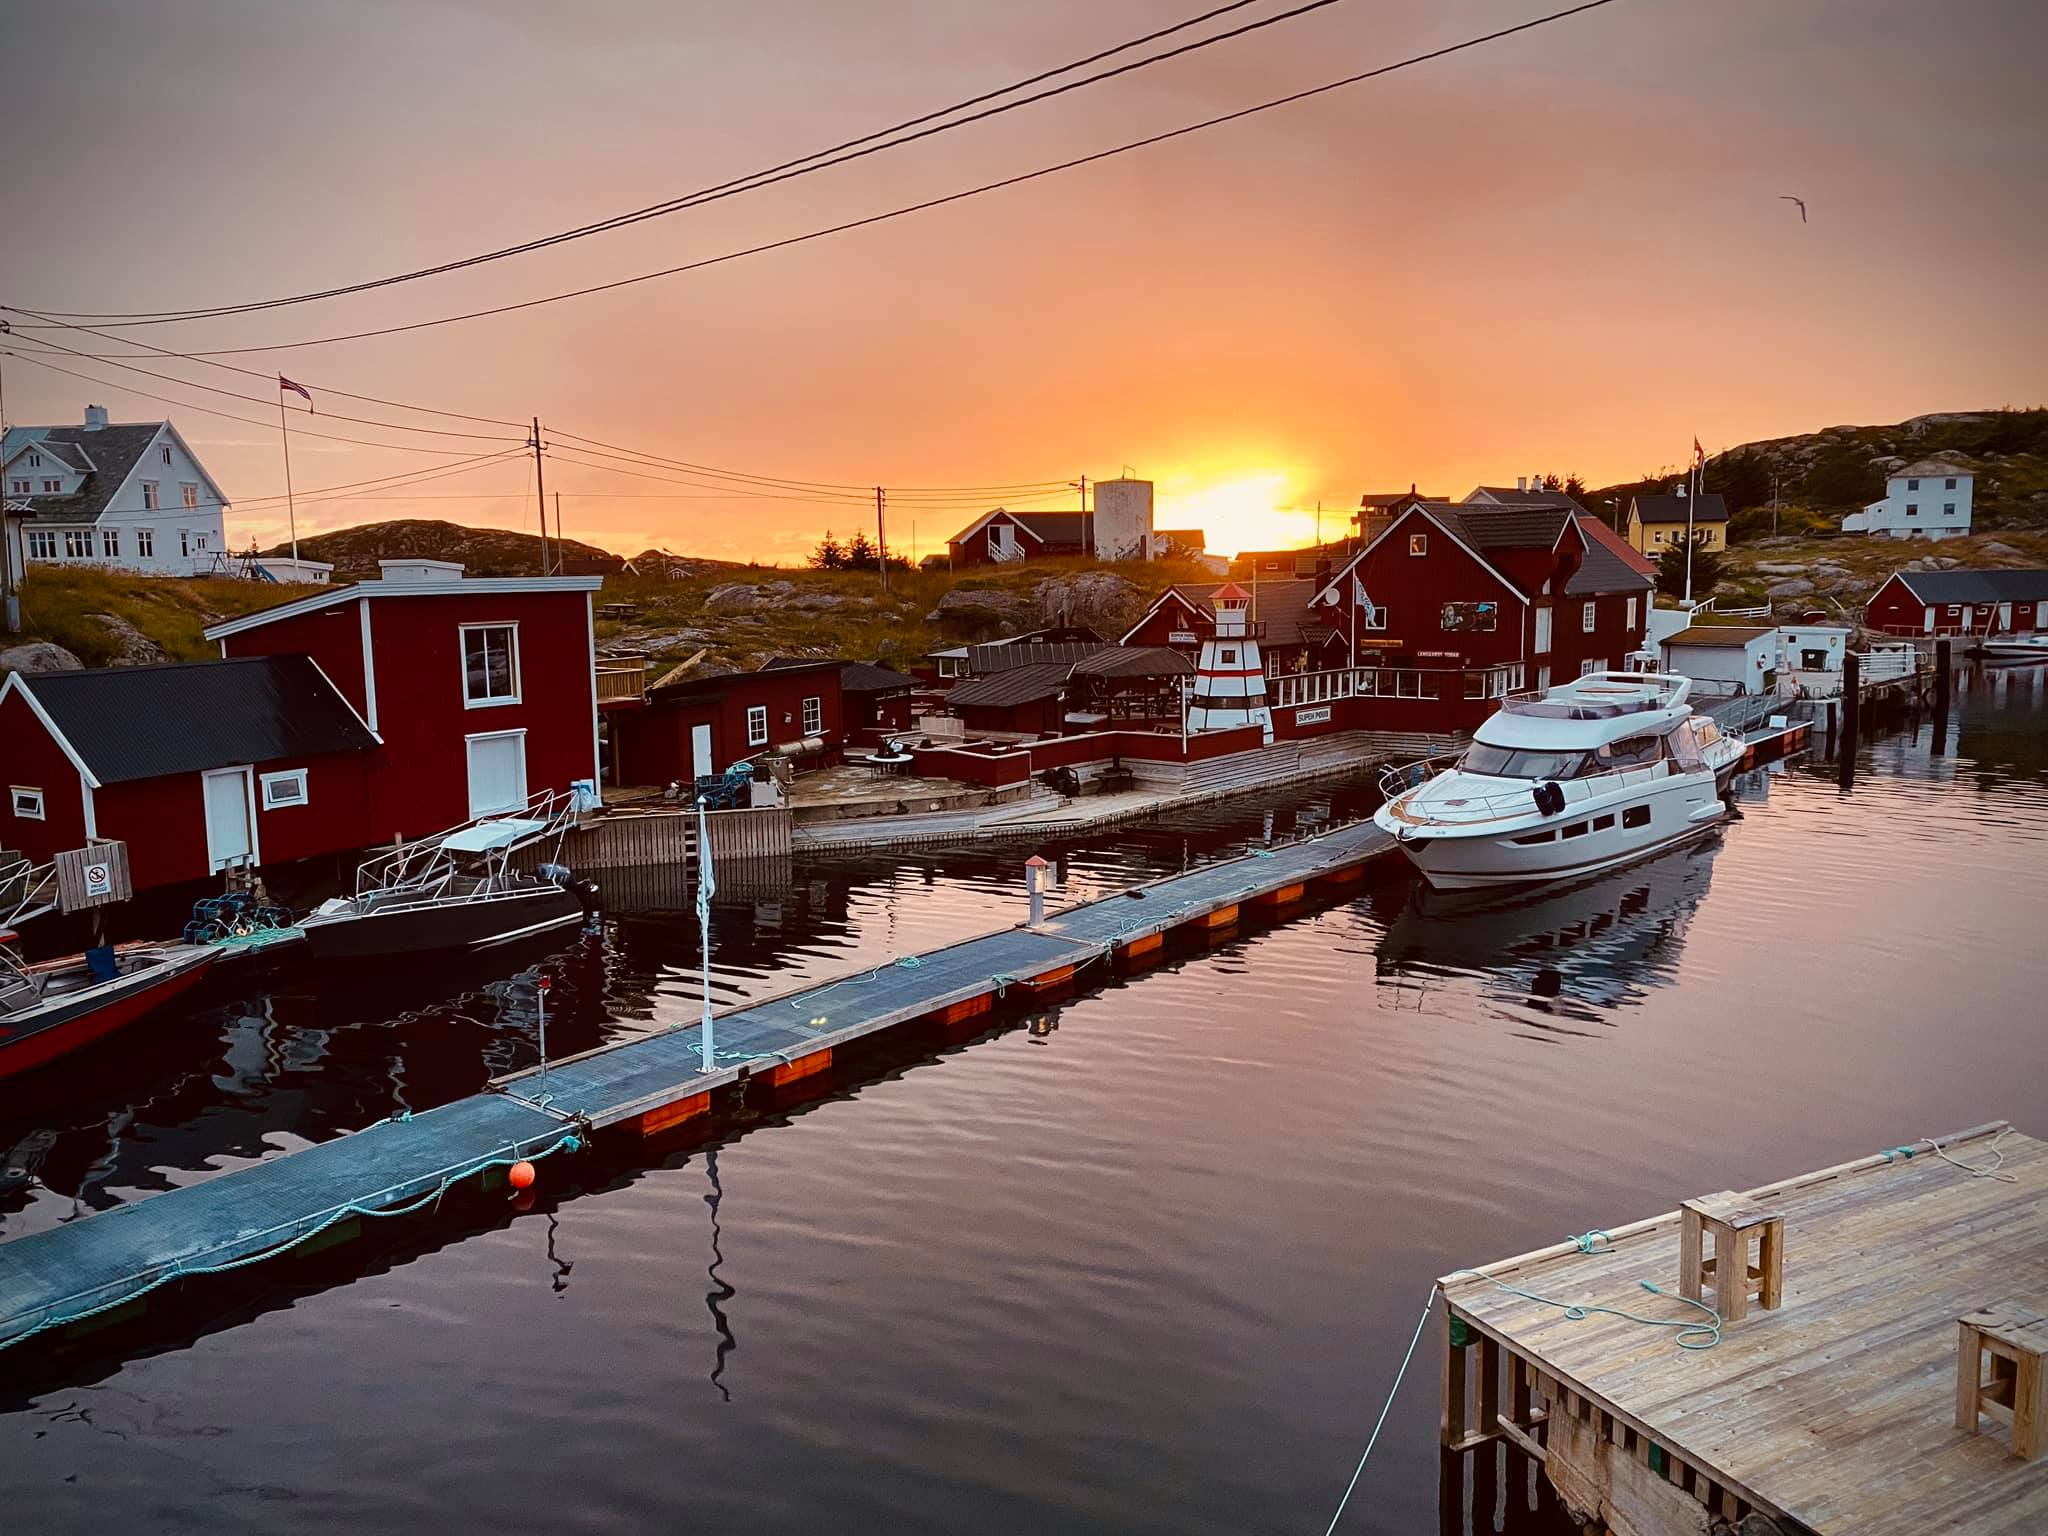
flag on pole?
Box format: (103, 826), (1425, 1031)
(279, 375), (313, 409)
(1693, 437), (1705, 470)
(1352, 575), (1378, 628)
(696, 798), (716, 1071)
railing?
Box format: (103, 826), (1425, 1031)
(354, 785), (582, 895)
(1273, 662), (1525, 710)
(1381, 759), (1675, 826)
(596, 657), (647, 704)
(0, 857), (57, 929)
(1855, 644), (1918, 683)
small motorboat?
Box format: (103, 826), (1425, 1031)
(1980, 634), (2048, 662)
(298, 796), (596, 963)
(1374, 672), (1741, 892)
(0, 933), (220, 1082)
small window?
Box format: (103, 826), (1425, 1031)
(182, 483), (200, 509)
(64, 529), (93, 558)
(26, 530), (57, 559)
(1582, 601), (1597, 632)
(801, 696), (823, 735)
(142, 480), (160, 510)
(9, 787), (44, 821)
(1622, 804), (1651, 829)
(40, 478), (60, 494)
(1905, 504), (1919, 517)
(260, 769), (309, 809)
(1943, 503), (1956, 516)
(1580, 658), (1605, 677)
(746, 705), (769, 746)
(1945, 477), (1957, 490)
(102, 528), (119, 559)
(1906, 478), (1919, 490)
(7, 479), (25, 495)
(461, 624), (520, 706)
(1360, 602), (1387, 632)
(25, 452), (40, 469)
(161, 445), (173, 466)
(179, 528), (190, 557)
(1626, 596), (1638, 628)
(1408, 533), (1428, 557)
(136, 527), (154, 558)
(938, 655), (965, 678)
(1561, 821), (1589, 840)
(1591, 813), (1616, 831)
(194, 534), (208, 551)
(1218, 648), (1237, 665)
(1510, 828), (1556, 845)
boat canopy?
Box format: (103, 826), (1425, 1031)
(442, 817), (549, 853)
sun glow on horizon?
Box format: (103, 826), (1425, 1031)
(1156, 471), (1326, 559)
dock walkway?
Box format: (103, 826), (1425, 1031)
(1439, 1122), (2047, 1535)
(0, 819), (1395, 1354)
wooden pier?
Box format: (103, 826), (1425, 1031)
(1437, 1122), (2047, 1536)
(0, 817), (1396, 1360)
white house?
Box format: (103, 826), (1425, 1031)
(1842, 459), (1973, 541)
(2, 405), (231, 575)
(1777, 624), (1850, 698)
(1660, 624), (1778, 695)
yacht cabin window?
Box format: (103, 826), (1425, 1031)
(1459, 744), (1590, 780)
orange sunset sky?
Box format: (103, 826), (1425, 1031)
(3, 0), (2044, 561)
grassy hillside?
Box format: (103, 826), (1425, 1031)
(262, 518), (632, 580)
(6, 568), (329, 667)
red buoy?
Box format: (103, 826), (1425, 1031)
(508, 1160), (537, 1191)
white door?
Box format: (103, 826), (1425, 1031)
(1534, 606), (1553, 654)
(202, 767), (254, 873)
(1923, 607), (1935, 634)
(466, 731), (528, 818)
(989, 523), (1015, 560)
(1998, 603), (2013, 633)
(691, 723), (714, 779)
(1961, 605), (1974, 632)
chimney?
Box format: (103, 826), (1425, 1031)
(83, 404), (109, 430)
(1675, 484), (1688, 500)
(1516, 476), (1527, 492)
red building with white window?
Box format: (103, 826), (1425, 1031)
(611, 660), (846, 786)
(1864, 568), (2048, 637)
(205, 559), (605, 843)
(1292, 500), (1655, 733)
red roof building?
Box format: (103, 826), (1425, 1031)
(611, 659), (846, 786)
(944, 508), (1089, 566)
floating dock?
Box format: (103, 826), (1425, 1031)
(1437, 1121), (2046, 1536)
(0, 818), (1395, 1356)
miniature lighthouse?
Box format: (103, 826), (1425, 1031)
(1186, 582), (1274, 743)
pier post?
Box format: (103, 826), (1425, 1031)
(1838, 649), (1860, 788)
(1025, 855), (1049, 927)
(1932, 638), (1953, 757)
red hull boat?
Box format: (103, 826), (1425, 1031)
(0, 936), (221, 1083)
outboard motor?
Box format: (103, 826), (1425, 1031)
(539, 862), (575, 887)
(1531, 781), (1567, 817)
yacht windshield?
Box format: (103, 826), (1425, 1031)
(1459, 744), (1590, 779)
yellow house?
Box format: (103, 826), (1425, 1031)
(1626, 492), (1728, 555)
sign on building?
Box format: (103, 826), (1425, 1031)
(55, 841), (133, 912)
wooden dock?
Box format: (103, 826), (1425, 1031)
(1437, 1122), (2047, 1536)
(0, 817), (1396, 1360)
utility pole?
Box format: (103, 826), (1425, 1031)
(553, 491), (563, 575)
(529, 417), (549, 575)
(1315, 499), (1322, 549)
(1072, 473), (1090, 560)
(874, 486), (889, 594)
(0, 321), (17, 633)
(1770, 471), (1781, 538)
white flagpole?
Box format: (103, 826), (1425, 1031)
(697, 798), (715, 1074)
(278, 386), (300, 564)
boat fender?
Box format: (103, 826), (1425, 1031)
(539, 862), (574, 886)
(1532, 781), (1566, 817)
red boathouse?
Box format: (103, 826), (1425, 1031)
(611, 659), (847, 786)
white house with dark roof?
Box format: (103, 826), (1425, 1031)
(1842, 460), (1973, 540)
(2, 405), (230, 575)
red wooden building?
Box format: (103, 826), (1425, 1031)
(611, 659), (846, 786)
(1864, 568), (2048, 636)
(945, 508), (1088, 566)
(204, 559), (606, 841)
(1301, 500), (1655, 732)
(1, 657), (378, 892)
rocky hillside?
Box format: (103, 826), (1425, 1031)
(262, 518), (625, 580)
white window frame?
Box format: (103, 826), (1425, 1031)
(259, 768), (310, 809)
(7, 479), (25, 495)
(746, 705), (769, 746)
(9, 786), (45, 821)
(64, 529), (93, 559)
(937, 655), (966, 678)
(179, 528), (190, 557)
(136, 527), (154, 558)
(160, 444), (173, 466)
(40, 479), (60, 494)
(801, 695), (823, 735)
(26, 530), (57, 560)
(1626, 596), (1638, 628)
(102, 527), (119, 559)
(25, 452), (40, 469)
(460, 622), (522, 708)
(143, 480), (160, 510)
(1582, 600), (1597, 633)
(1408, 533), (1428, 557)
(1580, 657), (1605, 677)
(182, 483), (200, 509)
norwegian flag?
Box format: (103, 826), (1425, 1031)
(279, 375), (313, 409)
(1693, 437), (1705, 470)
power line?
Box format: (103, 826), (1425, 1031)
(548, 428), (1070, 496)
(20, 0), (1305, 325)
(0, 1), (1622, 357)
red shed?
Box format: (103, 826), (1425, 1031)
(205, 559), (605, 839)
(612, 659), (845, 786)
(945, 508), (1088, 566)
(1864, 568), (2048, 637)
(1, 657), (377, 892)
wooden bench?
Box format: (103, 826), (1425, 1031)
(1958, 1303), (2047, 1461)
(1680, 1190), (1784, 1323)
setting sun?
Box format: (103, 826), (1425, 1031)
(1156, 471), (1326, 559)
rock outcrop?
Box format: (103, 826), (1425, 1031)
(90, 612), (168, 666)
(0, 640), (83, 676)
(1033, 570), (1144, 634)
(925, 586), (1035, 637)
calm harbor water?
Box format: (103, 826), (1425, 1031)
(2, 664), (2045, 1533)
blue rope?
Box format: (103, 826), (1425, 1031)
(1569, 1229), (1614, 1253)
(1323, 1284), (1439, 1534)
(0, 1125), (586, 1355)
(1457, 1264), (1721, 1351)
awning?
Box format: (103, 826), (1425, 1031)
(442, 818), (547, 852)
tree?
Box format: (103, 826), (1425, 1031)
(809, 531), (846, 570)
(1655, 537), (1722, 601)
(844, 530), (877, 569)
(1711, 448), (1773, 516)
(1563, 473), (1588, 500)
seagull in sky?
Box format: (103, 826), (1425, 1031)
(1780, 195), (1808, 223)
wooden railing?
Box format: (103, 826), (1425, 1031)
(596, 657), (647, 704)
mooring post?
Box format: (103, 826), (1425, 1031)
(536, 973), (550, 1085)
(1932, 638), (1953, 756)
(1024, 855), (1049, 927)
(1839, 649), (1861, 787)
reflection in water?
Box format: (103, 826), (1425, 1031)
(704, 1149), (737, 1403)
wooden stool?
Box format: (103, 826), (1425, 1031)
(1679, 1191), (1784, 1323)
(1957, 1304), (2047, 1461)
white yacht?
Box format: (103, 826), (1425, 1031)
(1373, 672), (1743, 891)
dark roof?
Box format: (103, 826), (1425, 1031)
(946, 661), (1073, 709)
(1011, 511), (1088, 543)
(1888, 568), (2048, 604)
(1630, 493), (1729, 525)
(1071, 646), (1194, 679)
(1566, 514), (1657, 596)
(21, 656), (376, 785)
(1162, 580), (1339, 648)
(1666, 625), (1775, 647)
(839, 661), (918, 693)
(5, 424), (164, 527)
(965, 640), (1108, 673)
(1440, 505), (1574, 551)
(1468, 485), (1593, 514)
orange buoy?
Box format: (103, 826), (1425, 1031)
(508, 1160), (537, 1191)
